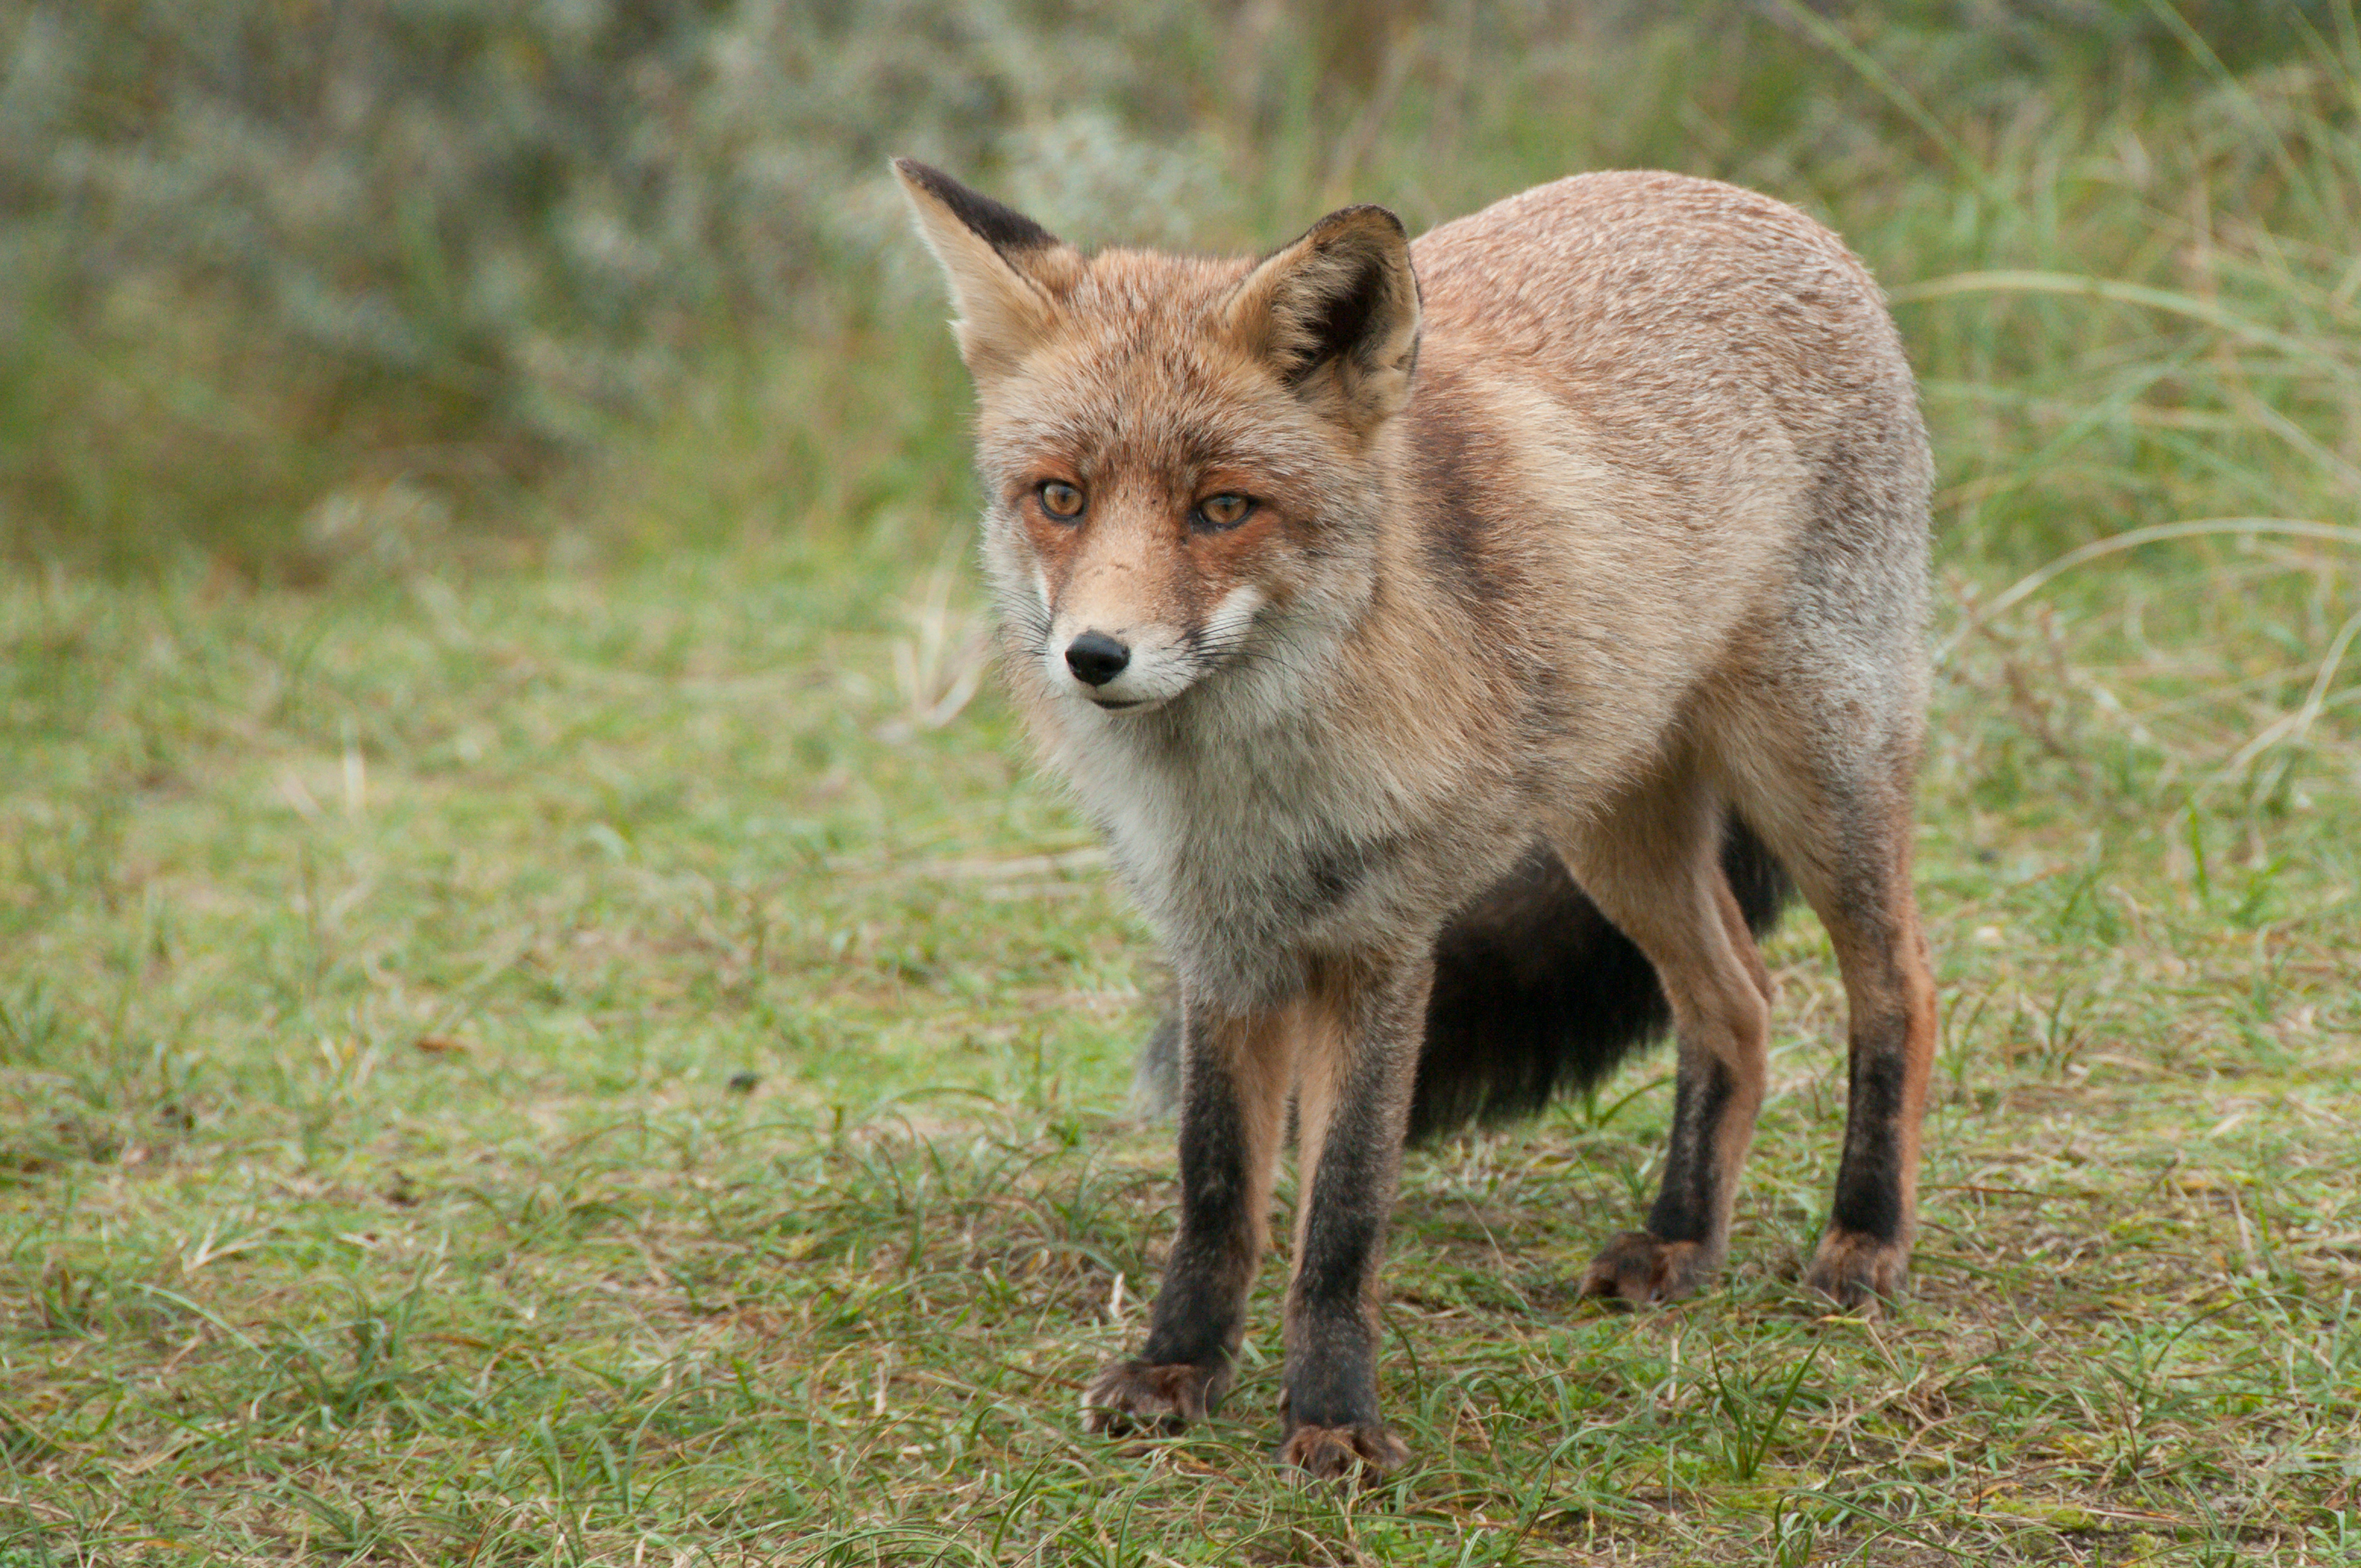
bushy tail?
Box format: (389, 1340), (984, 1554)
(1129, 820), (1793, 1141)
(1404, 819), (1790, 1141)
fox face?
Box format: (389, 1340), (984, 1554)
(975, 331), (1308, 714)
(895, 159), (1421, 718)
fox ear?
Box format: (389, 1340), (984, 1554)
(1225, 205), (1420, 432)
(893, 158), (1080, 382)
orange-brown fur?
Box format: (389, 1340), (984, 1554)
(899, 160), (1936, 1476)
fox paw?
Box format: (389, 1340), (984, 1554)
(1080, 1358), (1227, 1436)
(1579, 1231), (1718, 1305)
(1279, 1422), (1409, 1482)
(1804, 1229), (1909, 1310)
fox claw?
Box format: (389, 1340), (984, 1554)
(1278, 1422), (1408, 1482)
(1080, 1358), (1226, 1436)
(1579, 1231), (1718, 1305)
(1804, 1229), (1908, 1310)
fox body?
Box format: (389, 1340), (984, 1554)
(897, 160), (1935, 1478)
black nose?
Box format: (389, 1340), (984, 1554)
(1064, 631), (1130, 687)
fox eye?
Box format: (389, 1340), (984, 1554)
(1037, 481), (1086, 520)
(1193, 493), (1255, 531)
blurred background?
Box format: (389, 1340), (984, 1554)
(3, 0), (2351, 579)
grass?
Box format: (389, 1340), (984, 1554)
(2, 486), (2358, 1562)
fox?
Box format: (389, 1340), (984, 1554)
(894, 157), (1936, 1479)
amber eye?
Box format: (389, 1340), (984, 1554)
(1194, 493), (1255, 530)
(1038, 481), (1086, 520)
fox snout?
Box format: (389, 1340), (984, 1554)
(1040, 613), (1199, 711)
(1055, 625), (1166, 711)
(1063, 631), (1130, 687)
(1038, 584), (1266, 712)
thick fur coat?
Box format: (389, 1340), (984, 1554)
(899, 161), (1935, 1479)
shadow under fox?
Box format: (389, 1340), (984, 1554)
(897, 159), (1936, 1479)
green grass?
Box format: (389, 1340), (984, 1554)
(2, 499), (2358, 1562)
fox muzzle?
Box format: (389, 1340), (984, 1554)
(1064, 632), (1131, 687)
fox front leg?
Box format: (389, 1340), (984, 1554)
(1082, 998), (1292, 1438)
(1270, 951), (1429, 1480)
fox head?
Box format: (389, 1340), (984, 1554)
(894, 159), (1421, 718)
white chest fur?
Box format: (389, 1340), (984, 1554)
(1046, 688), (1423, 1004)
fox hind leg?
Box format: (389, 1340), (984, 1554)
(1758, 394), (1938, 1306)
(1554, 780), (1775, 1306)
(1717, 695), (1936, 1307)
(1786, 809), (1935, 1307)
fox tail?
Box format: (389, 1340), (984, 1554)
(1129, 819), (1793, 1142)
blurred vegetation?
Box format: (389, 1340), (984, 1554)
(2, 0), (2355, 576)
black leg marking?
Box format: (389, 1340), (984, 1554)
(1139, 1037), (1262, 1373)
(1085, 1001), (1284, 1438)
(1807, 916), (1934, 1308)
(1275, 956), (1425, 1477)
(1830, 1012), (1910, 1242)
(1645, 1053), (1736, 1245)
(1285, 1090), (1392, 1431)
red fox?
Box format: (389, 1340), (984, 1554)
(896, 159), (1935, 1479)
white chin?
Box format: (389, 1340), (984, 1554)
(1077, 687), (1169, 713)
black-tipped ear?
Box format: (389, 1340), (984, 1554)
(1224, 205), (1420, 432)
(895, 159), (1061, 257)
(892, 158), (1082, 381)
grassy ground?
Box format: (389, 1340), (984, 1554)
(3, 482), (2358, 1563)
